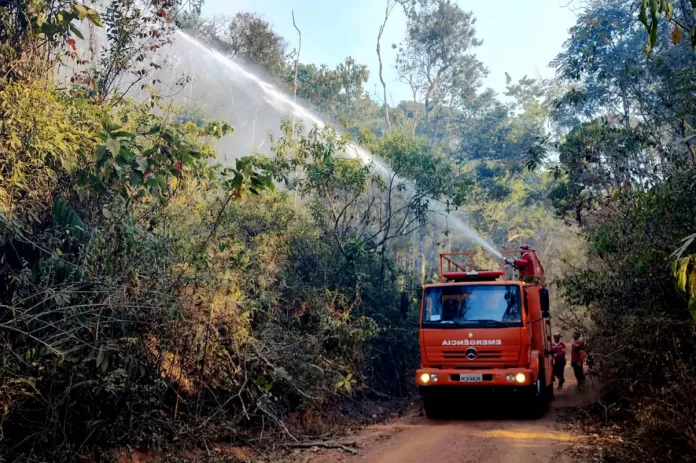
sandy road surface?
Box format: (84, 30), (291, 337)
(288, 366), (596, 463)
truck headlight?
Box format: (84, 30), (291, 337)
(515, 372), (526, 383)
(420, 373), (431, 384)
(506, 374), (515, 383)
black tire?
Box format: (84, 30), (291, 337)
(422, 391), (445, 419)
(523, 385), (547, 419)
(527, 364), (550, 418)
(546, 382), (554, 402)
(539, 363), (553, 403)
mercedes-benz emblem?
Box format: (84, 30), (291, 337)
(468, 332), (473, 338)
(465, 347), (478, 360)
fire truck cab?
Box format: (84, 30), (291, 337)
(416, 250), (554, 418)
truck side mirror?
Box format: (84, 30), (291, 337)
(540, 287), (550, 318)
(400, 291), (409, 319)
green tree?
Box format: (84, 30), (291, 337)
(227, 12), (287, 76)
(546, 0), (696, 458)
(286, 57), (377, 130)
(180, 11), (287, 78)
(395, 0), (486, 131)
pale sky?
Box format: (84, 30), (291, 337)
(202, 0), (582, 103)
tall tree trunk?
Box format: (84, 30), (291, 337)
(188, 18), (200, 102)
(416, 227), (425, 284)
(424, 86), (434, 125)
(410, 79), (420, 136)
(621, 86), (630, 129)
(411, 222), (418, 277)
(377, 0), (395, 132)
(292, 10), (302, 114)
(380, 174), (395, 281)
(681, 118), (696, 167)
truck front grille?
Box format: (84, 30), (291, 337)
(442, 349), (503, 360)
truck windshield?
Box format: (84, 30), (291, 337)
(422, 285), (523, 328)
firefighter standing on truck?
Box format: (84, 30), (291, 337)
(571, 330), (586, 389)
(511, 245), (536, 283)
(551, 332), (566, 390)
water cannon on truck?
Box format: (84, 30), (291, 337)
(415, 248), (554, 418)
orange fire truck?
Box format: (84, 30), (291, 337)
(415, 249), (554, 418)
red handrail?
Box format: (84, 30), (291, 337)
(439, 249), (545, 284)
(439, 252), (475, 282)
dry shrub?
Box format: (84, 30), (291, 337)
(0, 184), (415, 461)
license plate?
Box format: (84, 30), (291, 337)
(459, 374), (483, 382)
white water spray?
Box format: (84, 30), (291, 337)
(169, 30), (501, 260)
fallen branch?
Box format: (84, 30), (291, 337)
(364, 386), (392, 400)
(285, 440), (358, 455)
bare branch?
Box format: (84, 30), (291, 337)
(292, 10), (302, 110)
(377, 0), (396, 132)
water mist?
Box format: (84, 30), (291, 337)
(155, 30), (502, 260)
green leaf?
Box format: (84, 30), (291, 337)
(96, 348), (109, 372)
(106, 138), (120, 157)
(60, 154), (78, 174)
(660, 0), (673, 20)
(639, 0), (649, 28)
(53, 196), (86, 240)
(69, 23), (84, 40)
(110, 130), (133, 140)
(676, 257), (689, 293)
(673, 233), (696, 260)
(86, 8), (103, 27)
(155, 174), (167, 190)
(74, 4), (88, 20)
(129, 171), (142, 186)
(650, 23), (659, 50)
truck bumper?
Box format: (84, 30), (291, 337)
(416, 367), (534, 388)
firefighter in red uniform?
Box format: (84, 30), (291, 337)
(571, 329), (586, 388)
(508, 244), (536, 283)
(551, 332), (567, 390)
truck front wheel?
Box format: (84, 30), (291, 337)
(528, 364), (550, 418)
(421, 389), (445, 419)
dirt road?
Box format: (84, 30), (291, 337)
(287, 367), (596, 463)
